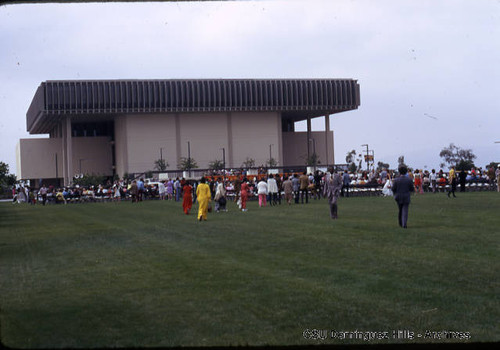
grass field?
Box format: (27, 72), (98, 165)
(0, 192), (499, 348)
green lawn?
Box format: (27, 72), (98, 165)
(0, 192), (499, 348)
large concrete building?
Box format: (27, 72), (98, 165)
(17, 79), (360, 186)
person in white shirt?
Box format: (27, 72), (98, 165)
(257, 179), (268, 207)
(496, 165), (500, 192)
(158, 181), (166, 200)
(214, 181), (228, 212)
(174, 178), (181, 202)
(267, 175), (279, 206)
(429, 169), (438, 193)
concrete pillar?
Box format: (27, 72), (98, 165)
(277, 112), (283, 166)
(325, 114), (330, 165)
(62, 117), (73, 186)
(175, 113), (181, 168)
(306, 117), (312, 160)
(114, 115), (129, 178)
(226, 112), (234, 168)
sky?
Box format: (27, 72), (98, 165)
(1, 0), (499, 177)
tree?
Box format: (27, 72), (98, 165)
(487, 161), (499, 169)
(377, 161), (390, 171)
(439, 143), (476, 170)
(346, 150), (364, 172)
(0, 161), (16, 189)
(306, 153), (320, 167)
(267, 158), (278, 168)
(208, 159), (224, 170)
(73, 174), (107, 188)
(348, 162), (357, 173)
(154, 159), (168, 172)
(345, 150), (356, 164)
(0, 161), (9, 179)
(398, 155), (407, 167)
(179, 157), (198, 171)
(241, 157), (255, 168)
(456, 159), (476, 171)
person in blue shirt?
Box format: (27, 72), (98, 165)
(137, 178), (145, 201)
(341, 170), (351, 197)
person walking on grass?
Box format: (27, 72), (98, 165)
(429, 169), (437, 193)
(233, 177), (242, 205)
(414, 169), (423, 194)
(240, 178), (250, 212)
(158, 181), (166, 200)
(136, 178), (145, 201)
(196, 177), (211, 221)
(182, 181), (193, 215)
(447, 166), (457, 198)
(392, 165), (415, 229)
(341, 170), (350, 197)
(257, 178), (268, 207)
(323, 169), (342, 219)
(267, 174), (278, 206)
(175, 178), (182, 202)
(299, 171), (309, 204)
(129, 180), (138, 203)
(496, 165), (500, 192)
(292, 173), (300, 204)
(282, 176), (293, 205)
(214, 181), (228, 212)
(166, 179), (174, 200)
(459, 169), (467, 192)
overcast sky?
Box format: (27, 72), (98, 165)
(1, 0), (499, 176)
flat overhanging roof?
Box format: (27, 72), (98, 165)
(26, 79), (360, 134)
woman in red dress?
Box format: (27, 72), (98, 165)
(414, 169), (423, 194)
(182, 181), (193, 214)
(240, 178), (249, 212)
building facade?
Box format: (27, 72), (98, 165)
(17, 79), (360, 185)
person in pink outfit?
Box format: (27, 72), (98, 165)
(257, 178), (268, 207)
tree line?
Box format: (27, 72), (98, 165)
(346, 143), (496, 172)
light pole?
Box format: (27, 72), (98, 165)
(220, 147), (226, 178)
(187, 141), (191, 177)
(361, 144), (369, 171)
(309, 138), (317, 169)
(160, 147), (163, 162)
(79, 158), (86, 175)
(269, 144), (274, 168)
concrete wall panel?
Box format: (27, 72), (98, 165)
(178, 113), (228, 169)
(72, 137), (113, 176)
(231, 112), (281, 167)
(282, 131), (333, 166)
(124, 114), (177, 173)
(17, 137), (113, 180)
(17, 138), (62, 180)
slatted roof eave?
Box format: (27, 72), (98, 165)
(26, 79), (360, 134)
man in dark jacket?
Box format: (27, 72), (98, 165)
(392, 165), (415, 228)
(458, 169), (467, 192)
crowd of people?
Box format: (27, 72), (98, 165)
(377, 165), (500, 197)
(11, 164), (500, 223)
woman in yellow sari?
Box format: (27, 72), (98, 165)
(196, 177), (211, 221)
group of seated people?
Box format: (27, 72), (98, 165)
(15, 165), (497, 205)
